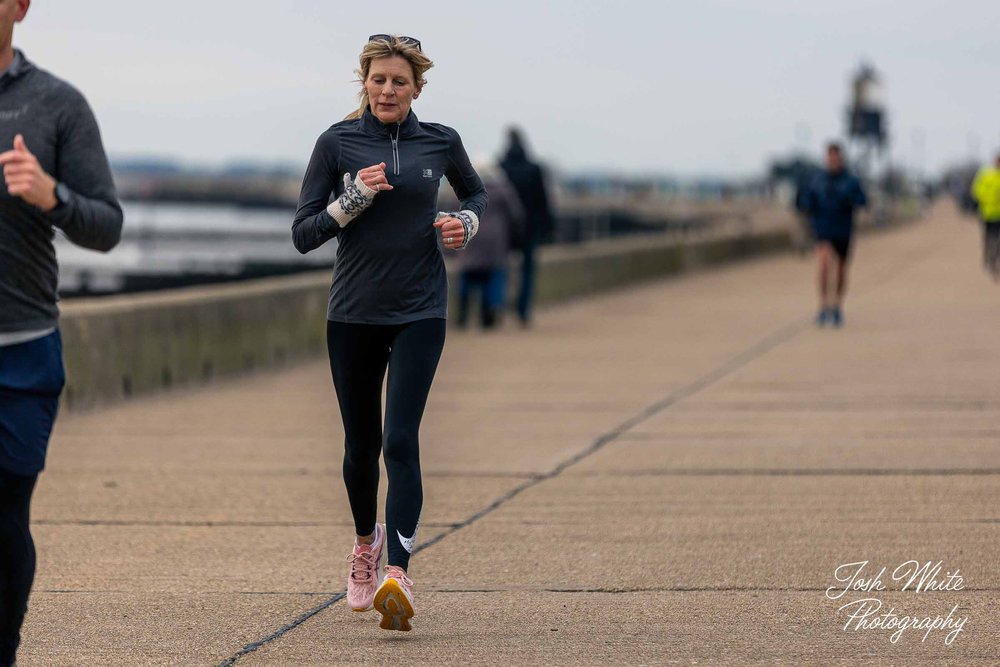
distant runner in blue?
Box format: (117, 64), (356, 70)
(798, 143), (867, 327)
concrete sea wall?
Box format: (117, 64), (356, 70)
(61, 205), (914, 410)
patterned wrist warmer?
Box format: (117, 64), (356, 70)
(327, 172), (379, 228)
(436, 209), (480, 249)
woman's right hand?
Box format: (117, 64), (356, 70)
(358, 162), (393, 192)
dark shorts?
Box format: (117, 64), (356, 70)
(984, 222), (1000, 272)
(817, 236), (853, 261)
(0, 331), (65, 476)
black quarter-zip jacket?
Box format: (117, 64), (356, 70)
(292, 109), (488, 324)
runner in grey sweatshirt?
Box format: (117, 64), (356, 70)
(0, 41), (121, 667)
(0, 49), (122, 337)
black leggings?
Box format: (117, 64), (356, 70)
(0, 469), (37, 667)
(326, 318), (446, 571)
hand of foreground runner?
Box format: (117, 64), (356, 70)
(0, 134), (58, 212)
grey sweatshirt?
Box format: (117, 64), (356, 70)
(0, 50), (123, 333)
(457, 169), (525, 272)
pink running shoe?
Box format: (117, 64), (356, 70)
(373, 565), (415, 631)
(345, 523), (384, 612)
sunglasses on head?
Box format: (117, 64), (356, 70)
(368, 34), (422, 51)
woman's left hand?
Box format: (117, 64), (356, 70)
(433, 216), (465, 250)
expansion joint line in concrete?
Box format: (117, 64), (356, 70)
(575, 468), (1000, 477)
(215, 233), (943, 666)
(215, 320), (805, 667)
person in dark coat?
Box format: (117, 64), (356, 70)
(499, 128), (554, 326)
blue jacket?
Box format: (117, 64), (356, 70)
(293, 109), (488, 324)
(801, 169), (867, 239)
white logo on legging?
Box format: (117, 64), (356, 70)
(397, 516), (420, 553)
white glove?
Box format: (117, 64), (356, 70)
(435, 209), (480, 248)
(327, 172), (379, 228)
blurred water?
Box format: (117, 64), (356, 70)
(56, 201), (337, 295)
(54, 197), (774, 296)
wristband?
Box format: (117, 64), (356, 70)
(436, 209), (480, 249)
(327, 172), (379, 228)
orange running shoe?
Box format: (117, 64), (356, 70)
(373, 565), (415, 631)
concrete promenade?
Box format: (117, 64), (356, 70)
(19, 201), (1000, 665)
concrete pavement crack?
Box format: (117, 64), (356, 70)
(32, 519), (461, 528)
(427, 586), (1000, 594)
(571, 468), (1000, 477)
(215, 230), (947, 666)
(215, 319), (806, 667)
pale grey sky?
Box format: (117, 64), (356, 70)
(15, 0), (1000, 176)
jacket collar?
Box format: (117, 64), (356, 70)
(0, 50), (31, 93)
(1, 49), (30, 81)
(359, 107), (420, 138)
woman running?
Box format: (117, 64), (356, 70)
(291, 35), (487, 632)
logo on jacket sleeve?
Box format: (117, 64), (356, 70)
(422, 168), (434, 178)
